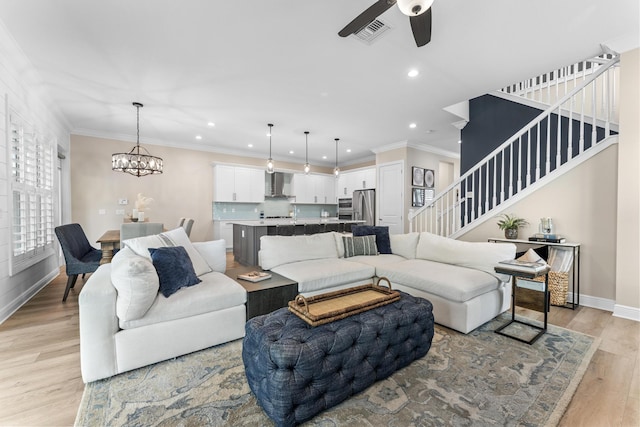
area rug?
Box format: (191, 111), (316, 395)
(75, 315), (598, 426)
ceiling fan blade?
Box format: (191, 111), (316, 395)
(409, 8), (432, 47)
(338, 0), (396, 37)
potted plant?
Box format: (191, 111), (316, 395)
(497, 213), (528, 239)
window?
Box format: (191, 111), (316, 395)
(9, 110), (55, 275)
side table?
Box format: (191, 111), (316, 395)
(225, 265), (298, 320)
(494, 262), (551, 345)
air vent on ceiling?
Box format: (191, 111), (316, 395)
(353, 19), (391, 45)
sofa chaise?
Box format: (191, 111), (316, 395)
(258, 230), (516, 334)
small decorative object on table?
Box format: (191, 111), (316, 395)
(237, 271), (272, 282)
(496, 213), (528, 239)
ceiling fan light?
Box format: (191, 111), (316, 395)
(397, 0), (434, 16)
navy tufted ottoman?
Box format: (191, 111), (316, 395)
(242, 291), (434, 426)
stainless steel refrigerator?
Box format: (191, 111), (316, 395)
(352, 189), (375, 226)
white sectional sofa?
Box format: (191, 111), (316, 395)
(78, 228), (246, 383)
(258, 231), (516, 334)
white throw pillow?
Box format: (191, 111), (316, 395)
(123, 227), (212, 277)
(111, 247), (159, 321)
(390, 232), (419, 259)
(333, 232), (345, 258)
(416, 232), (516, 277)
(193, 240), (227, 273)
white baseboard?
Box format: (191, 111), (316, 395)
(567, 293), (616, 312)
(613, 304), (640, 322)
(0, 268), (60, 324)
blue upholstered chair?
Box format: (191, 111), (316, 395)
(54, 223), (102, 302)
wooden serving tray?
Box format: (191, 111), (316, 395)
(288, 277), (400, 327)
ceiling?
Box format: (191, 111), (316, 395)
(0, 0), (637, 167)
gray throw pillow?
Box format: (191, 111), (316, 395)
(343, 235), (378, 258)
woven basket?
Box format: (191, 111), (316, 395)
(531, 271), (569, 306)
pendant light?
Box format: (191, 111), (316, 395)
(266, 123), (275, 174)
(334, 138), (340, 178)
(112, 102), (163, 177)
(303, 131), (311, 174)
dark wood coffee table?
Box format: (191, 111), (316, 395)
(225, 265), (298, 320)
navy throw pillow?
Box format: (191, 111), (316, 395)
(352, 225), (392, 254)
(149, 246), (202, 297)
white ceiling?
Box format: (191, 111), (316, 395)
(0, 0), (637, 167)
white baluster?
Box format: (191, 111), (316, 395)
(526, 129), (531, 186)
(546, 115), (551, 174)
(536, 122), (541, 181)
(568, 97), (574, 160)
(484, 164), (489, 213)
(509, 144), (514, 197)
(592, 81), (597, 147)
(500, 150), (505, 203)
(517, 137), (522, 192)
(492, 156), (497, 208)
(556, 106), (562, 168)
(579, 85), (586, 153)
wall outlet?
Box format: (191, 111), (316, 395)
(115, 209), (125, 215)
(118, 198), (128, 205)
(98, 209), (106, 215)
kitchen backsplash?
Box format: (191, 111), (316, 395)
(213, 200), (337, 220)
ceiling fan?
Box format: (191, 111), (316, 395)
(338, 0), (434, 47)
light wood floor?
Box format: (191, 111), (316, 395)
(0, 263), (638, 427)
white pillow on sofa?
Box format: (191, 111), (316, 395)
(123, 227), (212, 277)
(193, 240), (227, 273)
(416, 232), (516, 277)
(111, 247), (159, 321)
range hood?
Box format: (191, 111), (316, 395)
(265, 172), (293, 198)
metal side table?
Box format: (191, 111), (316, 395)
(494, 262), (551, 345)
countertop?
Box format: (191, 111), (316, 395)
(224, 218), (365, 226)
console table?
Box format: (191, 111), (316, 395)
(488, 238), (580, 309)
(225, 265), (298, 320)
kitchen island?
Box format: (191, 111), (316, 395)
(229, 218), (364, 266)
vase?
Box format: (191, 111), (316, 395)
(504, 228), (518, 239)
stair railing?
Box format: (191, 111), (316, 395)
(409, 54), (619, 237)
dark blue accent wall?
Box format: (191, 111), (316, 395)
(458, 94), (614, 219)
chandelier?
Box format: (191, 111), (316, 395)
(112, 102), (163, 177)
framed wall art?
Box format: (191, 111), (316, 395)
(412, 166), (425, 187)
(424, 169), (435, 189)
(412, 188), (425, 207)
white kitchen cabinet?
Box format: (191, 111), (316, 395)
(337, 167), (376, 198)
(361, 167), (376, 189)
(214, 165), (265, 203)
(292, 173), (336, 204)
(213, 221), (234, 249)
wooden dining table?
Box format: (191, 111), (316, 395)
(96, 229), (120, 264)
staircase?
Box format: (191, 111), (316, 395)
(409, 53), (620, 237)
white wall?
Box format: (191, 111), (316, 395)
(0, 21), (70, 323)
(615, 48), (640, 319)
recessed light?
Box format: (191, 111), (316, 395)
(195, 135), (202, 140)
(425, 129), (435, 134)
(409, 123), (417, 129)
(458, 140), (462, 144)
(322, 155), (327, 160)
(207, 122), (215, 127)
(408, 69), (419, 78)
(248, 143), (253, 148)
(346, 149), (352, 153)
(289, 150), (294, 154)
